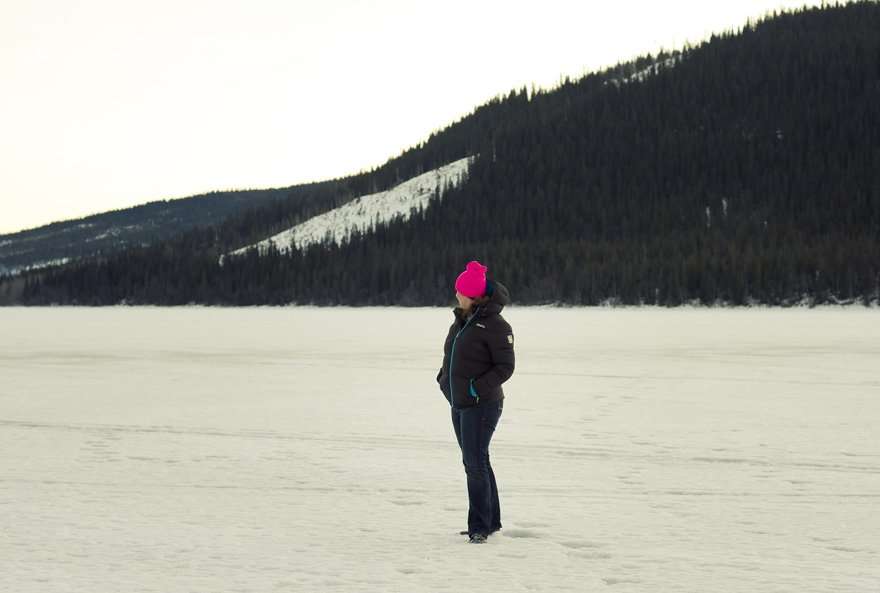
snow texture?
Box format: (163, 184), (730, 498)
(4, 257), (72, 276)
(606, 55), (682, 87)
(1, 307), (878, 593)
(226, 157), (473, 259)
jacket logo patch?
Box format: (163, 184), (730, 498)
(476, 323), (486, 328)
(507, 334), (514, 344)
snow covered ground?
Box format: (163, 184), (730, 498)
(224, 157), (472, 260)
(1, 306), (878, 592)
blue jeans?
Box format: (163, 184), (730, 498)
(451, 399), (503, 535)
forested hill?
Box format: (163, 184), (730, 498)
(6, 2), (880, 306)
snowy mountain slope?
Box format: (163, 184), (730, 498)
(224, 157), (473, 259)
(0, 190), (292, 277)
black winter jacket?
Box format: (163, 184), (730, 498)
(436, 280), (515, 408)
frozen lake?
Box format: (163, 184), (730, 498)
(1, 306), (878, 592)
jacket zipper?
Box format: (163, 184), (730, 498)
(449, 306), (481, 407)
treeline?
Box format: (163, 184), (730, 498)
(0, 187), (293, 275)
(10, 2), (880, 306)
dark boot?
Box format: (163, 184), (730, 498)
(468, 533), (488, 544)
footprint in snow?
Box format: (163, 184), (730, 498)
(604, 577), (641, 586)
(500, 528), (540, 539)
(559, 540), (603, 550)
(513, 520), (549, 528)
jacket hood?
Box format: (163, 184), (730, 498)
(454, 279), (510, 320)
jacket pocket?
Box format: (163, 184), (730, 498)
(449, 376), (476, 408)
(468, 378), (480, 401)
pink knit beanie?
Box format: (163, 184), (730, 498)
(455, 260), (488, 298)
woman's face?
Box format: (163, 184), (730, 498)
(455, 291), (474, 310)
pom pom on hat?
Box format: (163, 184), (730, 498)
(455, 260), (488, 298)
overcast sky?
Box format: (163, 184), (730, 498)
(0, 0), (831, 234)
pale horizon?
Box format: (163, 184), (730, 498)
(1, 0), (834, 235)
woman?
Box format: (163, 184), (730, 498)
(436, 260), (515, 544)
